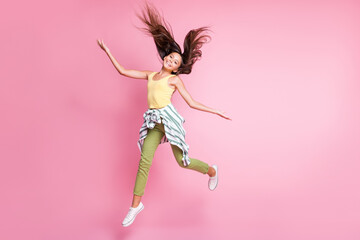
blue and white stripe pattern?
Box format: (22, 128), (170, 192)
(137, 103), (190, 166)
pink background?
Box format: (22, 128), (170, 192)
(1, 0), (360, 239)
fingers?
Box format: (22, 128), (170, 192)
(97, 39), (108, 51)
(220, 113), (231, 120)
(216, 110), (231, 120)
(97, 39), (104, 46)
(97, 39), (102, 47)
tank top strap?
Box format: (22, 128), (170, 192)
(148, 72), (156, 80)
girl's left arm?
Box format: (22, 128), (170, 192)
(172, 76), (231, 120)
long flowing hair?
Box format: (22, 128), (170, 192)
(136, 2), (211, 75)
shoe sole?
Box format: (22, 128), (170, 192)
(122, 204), (144, 227)
(209, 165), (218, 191)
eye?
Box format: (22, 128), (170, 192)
(170, 55), (173, 58)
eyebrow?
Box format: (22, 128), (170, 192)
(171, 54), (179, 64)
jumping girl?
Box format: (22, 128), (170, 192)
(97, 2), (231, 227)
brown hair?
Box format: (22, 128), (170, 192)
(136, 2), (211, 75)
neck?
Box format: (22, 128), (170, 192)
(158, 67), (173, 76)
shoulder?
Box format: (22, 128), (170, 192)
(169, 75), (184, 87)
(136, 71), (155, 81)
(144, 71), (156, 78)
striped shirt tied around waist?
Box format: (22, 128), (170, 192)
(137, 103), (190, 167)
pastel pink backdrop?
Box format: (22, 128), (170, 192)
(1, 0), (359, 239)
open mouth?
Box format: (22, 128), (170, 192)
(166, 61), (171, 67)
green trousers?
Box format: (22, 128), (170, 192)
(133, 123), (210, 196)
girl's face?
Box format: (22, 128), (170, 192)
(163, 52), (182, 73)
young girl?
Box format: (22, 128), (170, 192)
(97, 3), (231, 227)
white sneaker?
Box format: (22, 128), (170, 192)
(122, 202), (144, 227)
(208, 164), (218, 191)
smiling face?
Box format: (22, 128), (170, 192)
(163, 52), (182, 73)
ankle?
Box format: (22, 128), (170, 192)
(132, 202), (142, 208)
(207, 167), (216, 177)
(131, 194), (142, 208)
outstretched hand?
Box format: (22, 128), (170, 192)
(216, 110), (232, 120)
(97, 39), (109, 52)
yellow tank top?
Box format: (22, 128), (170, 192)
(147, 72), (176, 109)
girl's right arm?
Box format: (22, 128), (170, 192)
(97, 39), (151, 80)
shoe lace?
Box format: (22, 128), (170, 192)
(209, 178), (216, 186)
(125, 208), (137, 220)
